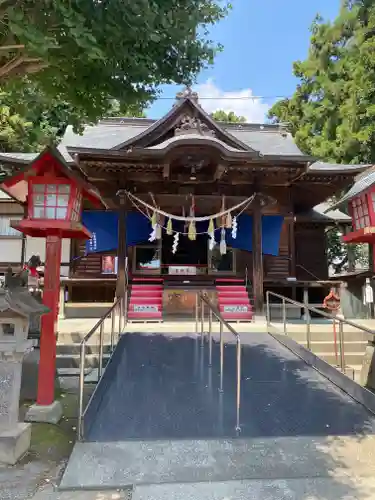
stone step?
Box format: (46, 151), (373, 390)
(59, 436), (375, 491)
(56, 344), (113, 355)
(55, 353), (110, 369)
(64, 303), (114, 319)
(57, 333), (117, 345)
(299, 340), (367, 353)
(312, 351), (365, 366)
(277, 330), (371, 342)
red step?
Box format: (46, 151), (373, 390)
(221, 312), (253, 321)
(218, 297), (251, 305)
(216, 286), (247, 292)
(216, 279), (244, 283)
(218, 293), (249, 300)
(128, 311), (162, 320)
(216, 282), (253, 322)
(131, 285), (163, 290)
(131, 290), (163, 298)
(128, 282), (164, 321)
(129, 297), (162, 305)
(132, 278), (164, 282)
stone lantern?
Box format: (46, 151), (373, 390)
(0, 146), (106, 423)
(0, 286), (49, 464)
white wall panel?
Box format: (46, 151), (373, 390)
(25, 237), (71, 264)
(0, 238), (23, 263)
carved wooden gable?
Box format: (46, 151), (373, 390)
(114, 88), (252, 152)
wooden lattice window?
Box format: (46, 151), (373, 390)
(351, 194), (370, 230)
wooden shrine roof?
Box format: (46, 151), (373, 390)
(0, 88), (371, 212)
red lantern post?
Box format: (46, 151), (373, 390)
(323, 288), (341, 365)
(1, 147), (105, 421)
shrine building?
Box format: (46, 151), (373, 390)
(0, 88), (369, 319)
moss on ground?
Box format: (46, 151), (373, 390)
(21, 391), (80, 465)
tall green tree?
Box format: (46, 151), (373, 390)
(268, 2), (375, 271)
(211, 110), (246, 123)
(268, 1), (375, 164)
(1, 0), (230, 123)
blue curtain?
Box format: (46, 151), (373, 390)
(82, 211), (284, 257)
(82, 211), (151, 254)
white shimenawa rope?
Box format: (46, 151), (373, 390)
(126, 191), (256, 223)
(127, 193), (256, 236)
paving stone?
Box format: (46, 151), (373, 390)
(132, 477), (375, 500)
(32, 485), (131, 500)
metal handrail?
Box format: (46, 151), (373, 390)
(197, 292), (242, 433)
(266, 290), (375, 375)
(77, 260), (129, 440)
(266, 291), (375, 335)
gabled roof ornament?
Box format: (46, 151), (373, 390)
(175, 115), (215, 137)
(175, 85), (199, 104)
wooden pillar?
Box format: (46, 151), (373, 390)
(344, 225), (356, 272)
(252, 195), (264, 316)
(116, 192), (127, 297)
(37, 235), (61, 406)
(368, 244), (374, 273)
(288, 216), (296, 278)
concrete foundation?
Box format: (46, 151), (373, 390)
(0, 422), (31, 465)
(25, 400), (63, 424)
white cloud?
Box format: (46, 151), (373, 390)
(193, 79), (270, 123)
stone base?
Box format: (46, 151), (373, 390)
(25, 400), (63, 424)
(0, 422), (31, 465)
(254, 315), (267, 323)
(360, 342), (375, 388)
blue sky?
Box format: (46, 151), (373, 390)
(148, 0), (341, 121)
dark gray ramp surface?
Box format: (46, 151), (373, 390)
(83, 332), (375, 441)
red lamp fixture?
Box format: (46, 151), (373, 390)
(2, 148), (103, 239)
(342, 190), (375, 244)
(1, 146), (106, 409)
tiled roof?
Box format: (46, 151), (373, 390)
(226, 126), (305, 157)
(61, 123), (150, 150)
(61, 119), (310, 159)
(330, 168), (375, 209)
(307, 161), (369, 174)
(0, 145), (74, 164)
(312, 202), (351, 222)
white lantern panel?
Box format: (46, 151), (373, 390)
(45, 207), (55, 219)
(58, 184), (71, 194)
(33, 184), (44, 193)
(46, 194), (57, 206)
(56, 207), (67, 219)
(33, 206), (45, 218)
(57, 194), (69, 207)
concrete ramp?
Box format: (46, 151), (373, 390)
(59, 331), (375, 498)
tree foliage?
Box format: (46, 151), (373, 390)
(1, 0), (230, 122)
(269, 2), (375, 272)
(211, 110), (246, 123)
(0, 80), (147, 154)
(268, 1), (375, 164)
